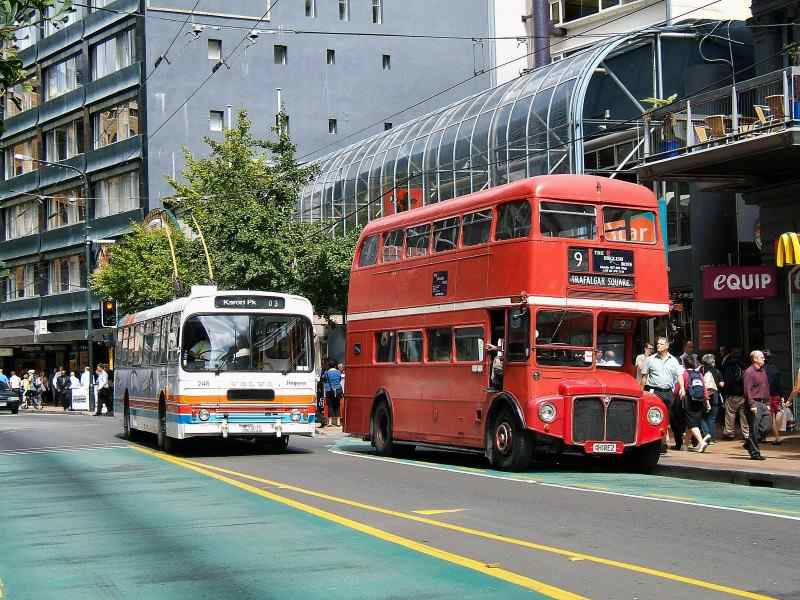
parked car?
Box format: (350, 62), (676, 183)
(0, 381), (20, 414)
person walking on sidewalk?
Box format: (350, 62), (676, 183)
(54, 367), (69, 411)
(322, 360), (343, 427)
(0, 369), (7, 386)
(94, 364), (111, 415)
(722, 348), (749, 440)
(635, 342), (654, 383)
(763, 350), (785, 445)
(700, 353), (723, 443)
(9, 371), (21, 402)
(681, 356), (710, 453)
(742, 350), (769, 460)
(640, 336), (685, 453)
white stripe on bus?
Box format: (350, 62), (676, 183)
(346, 296), (670, 321)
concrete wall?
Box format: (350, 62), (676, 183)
(494, 0), (528, 84)
(143, 0), (494, 204)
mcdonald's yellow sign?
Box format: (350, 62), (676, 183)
(777, 232), (800, 267)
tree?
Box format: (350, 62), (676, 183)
(90, 222), (203, 315)
(1, 2), (70, 127)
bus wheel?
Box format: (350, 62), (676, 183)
(372, 402), (394, 456)
(157, 401), (174, 453)
(489, 407), (531, 471)
(628, 440), (661, 473)
(257, 436), (290, 452)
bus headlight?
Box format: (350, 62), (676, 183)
(538, 402), (557, 423)
(198, 409), (210, 422)
(647, 406), (664, 426)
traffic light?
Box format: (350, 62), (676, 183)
(101, 298), (116, 328)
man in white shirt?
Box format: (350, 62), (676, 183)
(94, 365), (111, 416)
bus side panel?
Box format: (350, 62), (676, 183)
(344, 330), (372, 437)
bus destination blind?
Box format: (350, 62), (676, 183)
(214, 296), (286, 309)
(568, 247), (634, 289)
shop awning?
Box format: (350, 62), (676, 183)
(777, 232), (800, 267)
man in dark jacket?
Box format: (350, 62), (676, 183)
(721, 348), (749, 440)
(743, 350), (769, 460)
(54, 367), (70, 411)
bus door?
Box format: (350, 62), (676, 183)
(503, 306), (532, 409)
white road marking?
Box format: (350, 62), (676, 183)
(329, 446), (800, 522)
(0, 444), (129, 456)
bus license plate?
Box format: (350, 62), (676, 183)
(0, 401), (6, 407)
(589, 442), (620, 454)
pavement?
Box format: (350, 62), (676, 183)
(20, 407), (800, 489)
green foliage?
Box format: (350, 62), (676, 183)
(90, 222), (203, 315)
(1, 1), (70, 129)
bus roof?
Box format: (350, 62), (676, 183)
(118, 287), (313, 326)
(361, 175), (656, 237)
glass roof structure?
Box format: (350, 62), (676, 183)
(298, 26), (751, 233)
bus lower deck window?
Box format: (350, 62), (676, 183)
(427, 328), (452, 362)
(455, 326), (484, 361)
(375, 331), (396, 363)
(535, 310), (593, 367)
(398, 331), (423, 362)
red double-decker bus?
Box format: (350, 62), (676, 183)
(343, 175), (670, 471)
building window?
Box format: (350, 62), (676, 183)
(44, 55), (82, 100)
(372, 0), (383, 23)
(4, 263), (41, 300)
(47, 188), (85, 229)
(209, 110), (224, 132)
(11, 20), (39, 52)
(328, 118), (337, 134)
(305, 0), (316, 17)
(4, 137), (41, 178)
(45, 1), (84, 36)
(94, 171), (139, 218)
(382, 54), (391, 70)
(45, 117), (84, 162)
(93, 100), (139, 148)
(384, 122), (392, 130)
(562, 0), (622, 23)
(4, 201), (40, 240)
(91, 29), (135, 80)
(208, 39), (222, 61)
(338, 0), (349, 21)
(274, 44), (287, 65)
(49, 255), (86, 294)
(665, 182), (691, 248)
(550, 0), (561, 23)
(5, 74), (40, 117)
(326, 49), (335, 65)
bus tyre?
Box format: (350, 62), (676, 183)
(158, 405), (174, 453)
(372, 402), (394, 456)
(489, 407), (531, 471)
(258, 436), (290, 452)
(629, 440), (661, 473)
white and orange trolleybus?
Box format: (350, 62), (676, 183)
(113, 286), (317, 452)
(344, 175), (671, 471)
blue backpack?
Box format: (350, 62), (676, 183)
(687, 369), (705, 403)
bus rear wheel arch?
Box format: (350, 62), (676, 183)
(486, 401), (532, 471)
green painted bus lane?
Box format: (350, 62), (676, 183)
(0, 446), (570, 600)
(332, 440), (800, 519)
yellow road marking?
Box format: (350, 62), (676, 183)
(131, 446), (584, 600)
(572, 484), (610, 492)
(741, 506), (800, 515)
(647, 494), (696, 501)
(413, 508), (466, 515)
(171, 452), (777, 600)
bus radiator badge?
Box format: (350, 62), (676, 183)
(601, 396), (612, 407)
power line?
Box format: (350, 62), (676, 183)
(145, 0), (202, 82)
(295, 0), (728, 162)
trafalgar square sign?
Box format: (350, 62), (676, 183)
(702, 266), (778, 300)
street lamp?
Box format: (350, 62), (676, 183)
(14, 154), (96, 411)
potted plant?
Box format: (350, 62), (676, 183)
(642, 94), (680, 154)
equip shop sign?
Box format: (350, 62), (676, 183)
(702, 266), (777, 299)
(569, 247), (634, 288)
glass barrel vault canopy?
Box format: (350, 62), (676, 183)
(298, 27), (746, 233)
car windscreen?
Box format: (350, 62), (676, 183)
(182, 314), (313, 373)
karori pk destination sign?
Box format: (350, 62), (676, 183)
(214, 296), (286, 309)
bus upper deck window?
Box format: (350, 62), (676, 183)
(433, 217), (460, 252)
(383, 229), (404, 262)
(602, 208), (656, 243)
(358, 234), (380, 266)
(406, 224), (431, 258)
(540, 201), (596, 239)
(496, 200), (532, 241)
(462, 210), (492, 246)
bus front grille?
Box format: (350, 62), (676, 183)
(572, 397), (636, 444)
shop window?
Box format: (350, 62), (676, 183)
(94, 100), (139, 148)
(92, 29), (135, 80)
(94, 171), (139, 218)
(45, 117), (84, 162)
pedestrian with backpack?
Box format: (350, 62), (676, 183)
(721, 348), (750, 440)
(681, 356), (710, 452)
(322, 360), (344, 427)
(700, 354), (722, 443)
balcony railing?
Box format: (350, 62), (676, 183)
(641, 67), (800, 162)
